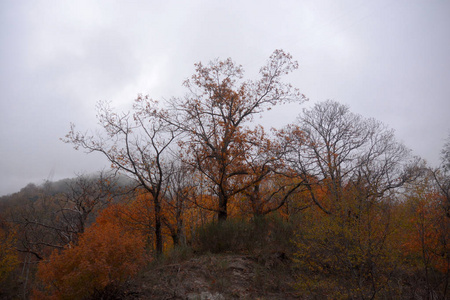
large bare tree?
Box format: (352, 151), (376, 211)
(279, 100), (419, 214)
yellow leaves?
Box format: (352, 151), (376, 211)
(293, 184), (401, 298)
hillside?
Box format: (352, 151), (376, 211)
(124, 252), (299, 300)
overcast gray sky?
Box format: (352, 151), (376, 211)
(1, 0), (449, 196)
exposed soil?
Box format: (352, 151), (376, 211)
(125, 252), (300, 299)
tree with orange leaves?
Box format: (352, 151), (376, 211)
(235, 126), (305, 216)
(33, 205), (146, 300)
(401, 175), (450, 299)
(165, 50), (306, 221)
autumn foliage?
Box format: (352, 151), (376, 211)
(32, 207), (146, 299)
(0, 220), (19, 285)
(400, 179), (450, 285)
(0, 52), (449, 299)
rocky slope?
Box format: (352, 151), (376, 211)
(125, 252), (300, 300)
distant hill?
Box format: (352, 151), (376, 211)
(0, 172), (136, 206)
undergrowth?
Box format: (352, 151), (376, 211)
(192, 215), (296, 257)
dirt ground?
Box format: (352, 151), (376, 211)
(125, 253), (301, 299)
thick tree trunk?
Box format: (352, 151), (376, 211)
(171, 234), (179, 246)
(218, 194), (228, 222)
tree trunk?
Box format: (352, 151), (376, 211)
(171, 234), (179, 246)
(177, 217), (186, 246)
(218, 194), (228, 222)
(154, 199), (163, 255)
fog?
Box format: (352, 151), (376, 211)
(1, 0), (449, 195)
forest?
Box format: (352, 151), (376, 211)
(1, 50), (449, 299)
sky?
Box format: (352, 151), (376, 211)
(1, 0), (449, 196)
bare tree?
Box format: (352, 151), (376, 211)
(442, 134), (450, 172)
(56, 172), (116, 240)
(279, 100), (418, 213)
(435, 134), (450, 215)
(63, 98), (179, 255)
(13, 172), (116, 261)
(282, 100), (422, 298)
(162, 161), (196, 246)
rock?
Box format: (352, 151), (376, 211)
(187, 291), (225, 300)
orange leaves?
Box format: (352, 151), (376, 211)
(33, 208), (146, 300)
(400, 183), (450, 274)
(169, 51), (306, 221)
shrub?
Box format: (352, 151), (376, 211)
(32, 212), (146, 300)
(193, 215), (295, 255)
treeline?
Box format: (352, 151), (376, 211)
(0, 50), (449, 299)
